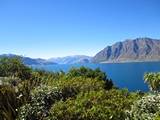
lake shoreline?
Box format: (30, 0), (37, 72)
(100, 60), (160, 64)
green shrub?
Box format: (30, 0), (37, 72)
(67, 67), (113, 90)
(53, 76), (106, 99)
(47, 89), (138, 120)
(15, 66), (114, 120)
(0, 57), (32, 80)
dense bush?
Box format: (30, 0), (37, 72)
(47, 89), (139, 120)
(67, 67), (113, 90)
(0, 78), (44, 120)
(126, 93), (160, 120)
(0, 57), (32, 80)
(16, 75), (108, 119)
(0, 85), (18, 120)
(17, 86), (63, 120)
(46, 76), (106, 99)
(67, 67), (106, 80)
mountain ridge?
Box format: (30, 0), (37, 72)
(92, 37), (160, 63)
(1, 37), (160, 64)
(0, 54), (92, 65)
(0, 54), (57, 65)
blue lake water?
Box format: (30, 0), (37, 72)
(32, 62), (160, 91)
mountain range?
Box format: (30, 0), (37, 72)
(48, 55), (92, 64)
(92, 37), (160, 63)
(1, 37), (160, 65)
(0, 54), (56, 65)
(0, 54), (92, 65)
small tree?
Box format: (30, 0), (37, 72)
(144, 73), (160, 92)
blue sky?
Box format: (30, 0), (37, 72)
(0, 0), (160, 58)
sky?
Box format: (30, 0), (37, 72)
(0, 0), (160, 59)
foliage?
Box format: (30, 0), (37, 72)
(0, 85), (18, 120)
(47, 89), (139, 120)
(17, 85), (62, 120)
(16, 74), (108, 119)
(67, 67), (113, 90)
(154, 113), (160, 120)
(153, 110), (160, 120)
(126, 93), (160, 120)
(0, 57), (39, 120)
(0, 57), (146, 120)
(0, 57), (32, 80)
(46, 76), (106, 99)
(67, 67), (106, 80)
(0, 76), (20, 86)
(0, 77), (44, 120)
(144, 72), (160, 92)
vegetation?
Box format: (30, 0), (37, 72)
(1, 57), (160, 120)
(144, 73), (160, 92)
(0, 57), (32, 80)
(47, 89), (139, 120)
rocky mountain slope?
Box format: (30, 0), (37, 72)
(92, 38), (160, 63)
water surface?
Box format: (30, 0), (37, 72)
(32, 62), (160, 91)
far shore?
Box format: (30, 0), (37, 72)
(100, 60), (160, 64)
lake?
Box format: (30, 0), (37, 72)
(32, 61), (160, 91)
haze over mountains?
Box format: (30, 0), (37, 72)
(48, 55), (92, 64)
(0, 54), (92, 65)
(1, 38), (160, 65)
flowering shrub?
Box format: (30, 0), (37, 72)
(17, 86), (62, 120)
(126, 94), (160, 120)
